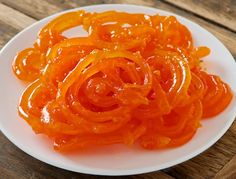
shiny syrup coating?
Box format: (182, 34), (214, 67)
(13, 10), (233, 152)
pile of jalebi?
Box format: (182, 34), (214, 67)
(12, 10), (233, 152)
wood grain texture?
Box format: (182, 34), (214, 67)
(0, 3), (35, 29)
(0, 0), (62, 19)
(163, 0), (236, 32)
(0, 0), (236, 178)
(1, 0), (105, 19)
(214, 155), (236, 179)
(0, 20), (18, 48)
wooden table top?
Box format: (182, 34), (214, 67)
(0, 0), (235, 178)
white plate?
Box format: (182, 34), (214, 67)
(0, 4), (236, 176)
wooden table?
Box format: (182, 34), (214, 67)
(0, 0), (235, 178)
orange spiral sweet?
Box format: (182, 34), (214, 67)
(13, 10), (233, 152)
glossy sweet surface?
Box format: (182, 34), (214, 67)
(12, 10), (232, 152)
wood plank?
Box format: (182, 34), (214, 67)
(214, 154), (236, 179)
(163, 0), (236, 32)
(2, 0), (236, 58)
(1, 0), (105, 19)
(128, 172), (175, 179)
(0, 3), (35, 30)
(0, 21), (18, 48)
(49, 0), (105, 9)
(0, 0), (62, 19)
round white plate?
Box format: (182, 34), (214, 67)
(0, 4), (236, 176)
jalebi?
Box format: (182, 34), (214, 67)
(12, 10), (233, 152)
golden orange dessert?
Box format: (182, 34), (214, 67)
(12, 11), (232, 152)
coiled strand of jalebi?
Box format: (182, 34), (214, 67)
(13, 10), (233, 152)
